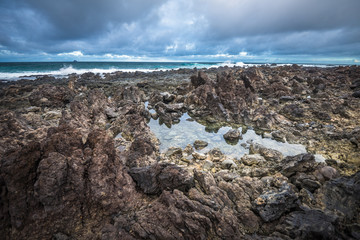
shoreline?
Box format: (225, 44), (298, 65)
(1, 64), (359, 239)
(0, 61), (354, 81)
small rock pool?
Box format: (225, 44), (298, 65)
(147, 109), (308, 159)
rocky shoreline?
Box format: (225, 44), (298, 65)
(0, 65), (359, 239)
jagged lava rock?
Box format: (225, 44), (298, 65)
(128, 163), (194, 195)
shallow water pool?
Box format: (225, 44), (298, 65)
(147, 110), (307, 159)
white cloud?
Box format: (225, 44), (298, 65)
(0, 50), (23, 56)
(239, 51), (248, 57)
(57, 51), (83, 57)
(185, 43), (195, 51)
(165, 42), (178, 53)
(103, 53), (145, 61)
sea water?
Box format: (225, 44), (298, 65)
(0, 61), (244, 80)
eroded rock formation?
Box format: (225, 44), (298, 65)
(0, 65), (359, 239)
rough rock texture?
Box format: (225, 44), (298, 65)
(223, 129), (242, 143)
(0, 88), (140, 239)
(0, 65), (359, 239)
(253, 183), (298, 222)
(128, 163), (194, 195)
(185, 71), (257, 122)
(193, 140), (208, 149)
(29, 84), (74, 108)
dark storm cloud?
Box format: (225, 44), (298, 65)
(0, 0), (359, 61)
(19, 0), (164, 39)
(199, 0), (360, 38)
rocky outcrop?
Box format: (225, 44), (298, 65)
(223, 129), (242, 144)
(129, 163), (194, 195)
(0, 91), (140, 239)
(190, 71), (210, 87)
(253, 183), (298, 222)
(185, 71), (257, 123)
(29, 84), (74, 108)
(0, 65), (359, 239)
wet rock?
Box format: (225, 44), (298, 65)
(250, 143), (284, 162)
(271, 130), (286, 143)
(193, 140), (208, 150)
(151, 112), (158, 119)
(129, 163), (194, 195)
(223, 129), (242, 144)
(262, 132), (272, 138)
(253, 183), (298, 222)
(156, 102), (184, 113)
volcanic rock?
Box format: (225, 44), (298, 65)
(223, 129), (242, 143)
(128, 163), (194, 195)
(193, 140), (208, 149)
(253, 183), (298, 222)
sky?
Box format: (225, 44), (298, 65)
(0, 0), (360, 64)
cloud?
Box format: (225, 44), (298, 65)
(239, 52), (248, 57)
(58, 51), (83, 57)
(0, 0), (360, 62)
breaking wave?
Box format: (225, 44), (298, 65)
(0, 61), (335, 81)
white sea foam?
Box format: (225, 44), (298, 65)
(0, 65), (169, 81)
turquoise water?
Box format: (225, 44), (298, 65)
(0, 62), (222, 80)
(0, 61), (338, 80)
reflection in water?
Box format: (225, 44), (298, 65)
(147, 111), (307, 158)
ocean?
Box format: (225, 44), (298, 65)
(0, 61), (335, 81)
(0, 62), (228, 80)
